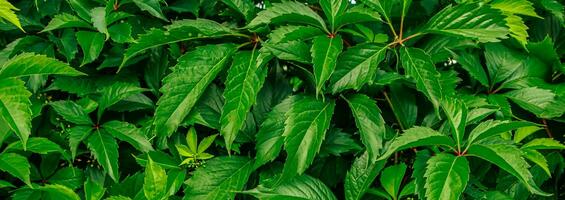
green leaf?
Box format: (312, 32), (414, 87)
(335, 6), (381, 29)
(186, 127), (198, 153)
(165, 169), (186, 196)
(521, 138), (565, 150)
(311, 35), (343, 96)
(388, 83), (418, 129)
(68, 126), (92, 159)
(247, 1), (328, 32)
(184, 156), (254, 200)
(96, 82), (145, 120)
(41, 13), (92, 32)
(76, 31), (106, 66)
(0, 53), (84, 79)
(108, 22), (134, 43)
(521, 149), (550, 176)
(484, 43), (525, 85)
(122, 19), (238, 66)
(281, 96), (335, 180)
(0, 0), (24, 31)
(422, 3), (509, 42)
(412, 150), (431, 199)
(3, 137), (65, 155)
(49, 100), (93, 125)
(198, 134), (217, 154)
(220, 0), (256, 22)
(320, 0), (347, 31)
(441, 99), (467, 151)
(378, 127), (455, 161)
(513, 126), (542, 143)
(90, 7), (109, 39)
(358, 0), (393, 24)
(505, 87), (556, 117)
(344, 152), (386, 200)
(154, 44), (236, 137)
(540, 0), (564, 26)
(85, 176), (105, 200)
(380, 163), (407, 199)
(329, 44), (387, 94)
(144, 156), (168, 200)
(448, 50), (489, 87)
(133, 0), (168, 21)
(243, 175), (337, 200)
(254, 96), (300, 168)
(344, 94), (385, 162)
(467, 142), (550, 196)
(87, 129), (119, 182)
(0, 78), (31, 149)
(491, 0), (539, 46)
(424, 153), (469, 200)
(67, 0), (92, 22)
(467, 120), (536, 145)
(102, 121), (153, 152)
(400, 47), (446, 113)
(220, 50), (268, 152)
(48, 167), (84, 190)
(37, 184), (81, 200)
(0, 153), (31, 186)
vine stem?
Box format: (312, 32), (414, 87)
(542, 119), (554, 138)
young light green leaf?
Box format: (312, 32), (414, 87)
(467, 142), (550, 196)
(521, 149), (550, 176)
(521, 138), (565, 150)
(247, 1), (328, 32)
(243, 175), (337, 200)
(90, 7), (109, 39)
(41, 13), (92, 32)
(144, 156), (168, 200)
(344, 94), (385, 162)
(184, 156), (254, 200)
(220, 50), (268, 152)
(50, 100), (93, 125)
(0, 153), (31, 186)
(133, 0), (168, 21)
(154, 44), (236, 138)
(0, 53), (84, 79)
(76, 31), (105, 66)
(311, 35), (343, 96)
(102, 121), (153, 152)
(422, 3), (509, 42)
(378, 127), (455, 161)
(329, 43), (387, 94)
(0, 78), (31, 149)
(281, 96), (335, 180)
(87, 129), (119, 182)
(380, 163), (407, 199)
(400, 47), (446, 113)
(344, 152), (386, 200)
(198, 134), (217, 154)
(0, 0), (24, 32)
(424, 153), (469, 200)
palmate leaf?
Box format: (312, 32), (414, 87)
(247, 1), (327, 32)
(41, 13), (92, 32)
(282, 96), (335, 180)
(0, 153), (31, 186)
(422, 3), (509, 43)
(467, 140), (550, 196)
(344, 94), (385, 162)
(378, 127), (455, 161)
(243, 175), (337, 200)
(254, 96), (300, 169)
(0, 79), (31, 149)
(122, 19), (239, 67)
(0, 53), (84, 79)
(320, 0), (347, 31)
(184, 156), (254, 200)
(491, 0), (540, 46)
(400, 47), (446, 113)
(154, 44), (236, 138)
(424, 153), (469, 200)
(96, 82), (145, 120)
(220, 50), (268, 152)
(329, 43), (387, 94)
(344, 152), (386, 200)
(86, 129), (119, 182)
(311, 35), (343, 96)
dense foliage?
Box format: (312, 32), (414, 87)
(0, 0), (564, 199)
